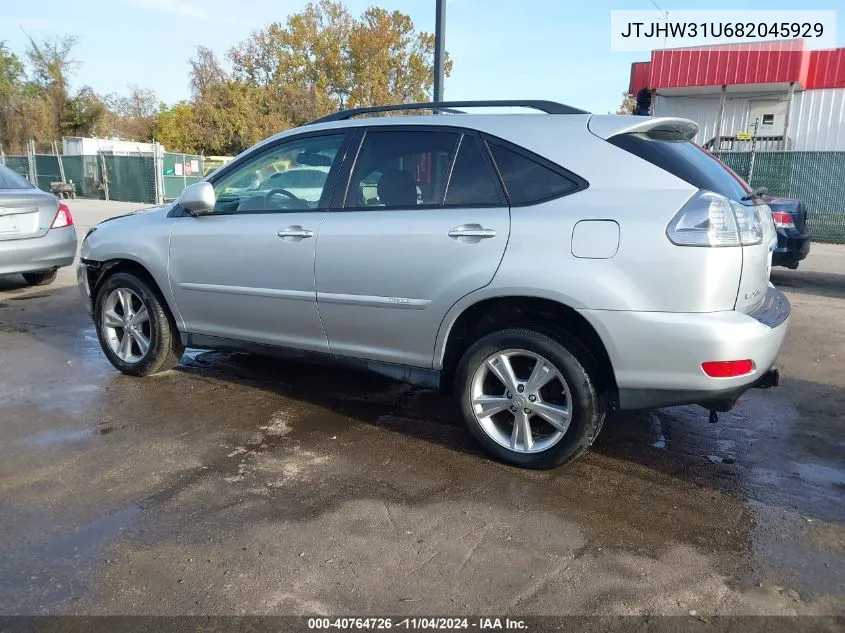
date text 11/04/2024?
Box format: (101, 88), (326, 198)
(620, 21), (824, 39)
(307, 618), (528, 630)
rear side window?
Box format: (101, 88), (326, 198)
(444, 136), (502, 206)
(487, 142), (582, 205)
(608, 135), (751, 202)
(0, 166), (34, 190)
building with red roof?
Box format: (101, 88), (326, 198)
(628, 39), (845, 151)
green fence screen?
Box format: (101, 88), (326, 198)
(2, 154), (156, 203)
(162, 153), (204, 201)
(4, 156), (29, 179)
(715, 151), (845, 243)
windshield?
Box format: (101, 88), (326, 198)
(0, 166), (35, 190)
(261, 169), (328, 190)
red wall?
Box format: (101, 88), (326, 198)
(807, 48), (845, 89)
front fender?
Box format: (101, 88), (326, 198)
(81, 213), (182, 330)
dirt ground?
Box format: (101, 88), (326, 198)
(0, 199), (843, 616)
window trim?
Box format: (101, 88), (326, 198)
(167, 128), (354, 217)
(481, 133), (589, 207)
(334, 124), (508, 212)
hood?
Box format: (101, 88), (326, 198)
(96, 202), (173, 226)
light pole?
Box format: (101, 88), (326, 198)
(433, 0), (446, 102)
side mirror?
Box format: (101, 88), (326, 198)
(179, 181), (216, 216)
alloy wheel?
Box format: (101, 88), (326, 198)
(469, 348), (573, 453)
(101, 288), (151, 363)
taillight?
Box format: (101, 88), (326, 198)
(667, 190), (763, 247)
(771, 211), (795, 229)
(51, 202), (74, 228)
(701, 360), (755, 378)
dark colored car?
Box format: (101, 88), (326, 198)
(765, 196), (811, 269)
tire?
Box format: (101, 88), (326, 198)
(22, 269), (57, 286)
(94, 271), (184, 376)
(455, 327), (606, 469)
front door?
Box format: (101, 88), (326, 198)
(169, 132), (348, 352)
(315, 128), (510, 367)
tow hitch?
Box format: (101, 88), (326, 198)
(706, 368), (780, 423)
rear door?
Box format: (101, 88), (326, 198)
(314, 127), (510, 367)
(0, 168), (57, 243)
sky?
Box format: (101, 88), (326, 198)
(1, 0), (843, 115)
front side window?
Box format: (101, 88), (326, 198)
(211, 134), (345, 214)
(346, 130), (459, 209)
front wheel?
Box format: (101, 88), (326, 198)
(455, 328), (605, 469)
(94, 272), (184, 376)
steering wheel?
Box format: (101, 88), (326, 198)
(264, 188), (301, 209)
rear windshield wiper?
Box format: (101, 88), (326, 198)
(741, 186), (768, 201)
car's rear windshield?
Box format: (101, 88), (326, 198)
(608, 134), (754, 202)
(0, 166), (35, 190)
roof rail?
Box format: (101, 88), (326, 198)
(307, 100), (589, 125)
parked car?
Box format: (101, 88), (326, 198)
(77, 100), (788, 469)
(764, 196), (811, 269)
(0, 165), (77, 286)
(259, 166), (331, 203)
(702, 157), (811, 271)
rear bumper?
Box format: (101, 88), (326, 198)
(580, 285), (790, 411)
(0, 226), (77, 275)
(772, 230), (811, 267)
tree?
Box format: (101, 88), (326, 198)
(229, 0), (448, 109)
(189, 46), (228, 99)
(62, 86), (106, 136)
(616, 91), (635, 115)
(24, 34), (78, 135)
(1, 2), (453, 156)
(0, 42), (24, 95)
(153, 101), (198, 153)
(347, 7), (449, 106)
(105, 85), (160, 140)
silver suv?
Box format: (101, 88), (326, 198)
(78, 100), (788, 469)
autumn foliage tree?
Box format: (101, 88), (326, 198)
(616, 91), (636, 115)
(1, 1), (449, 156)
(157, 0), (449, 155)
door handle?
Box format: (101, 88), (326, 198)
(448, 224), (496, 241)
(277, 225), (314, 241)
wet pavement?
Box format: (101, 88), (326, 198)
(0, 201), (843, 615)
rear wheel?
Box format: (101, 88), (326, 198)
(455, 328), (605, 469)
(22, 269), (57, 286)
(94, 272), (184, 376)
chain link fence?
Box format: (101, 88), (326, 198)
(162, 153), (205, 201)
(716, 151), (845, 243)
(3, 147), (174, 204)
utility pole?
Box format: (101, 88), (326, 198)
(433, 0), (446, 102)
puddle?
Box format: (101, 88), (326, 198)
(794, 462), (845, 489)
(43, 505), (141, 559)
(19, 427), (92, 447)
